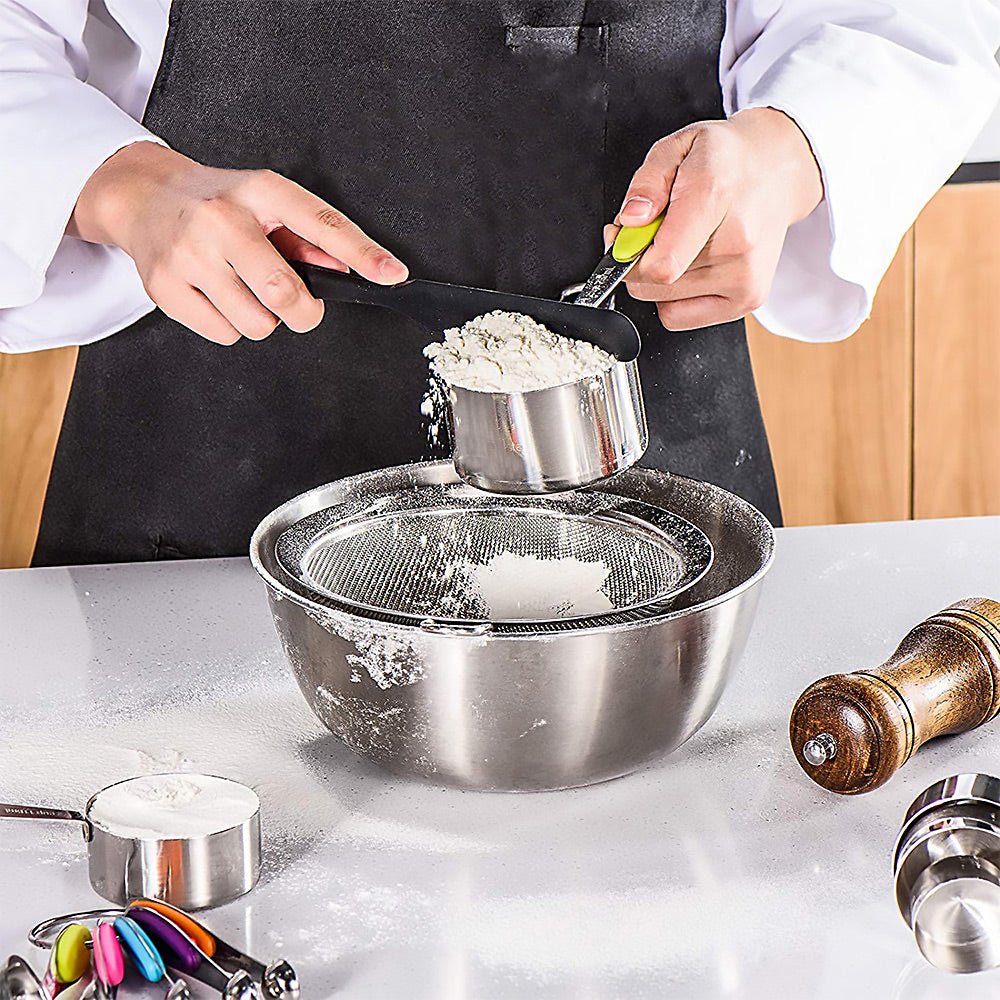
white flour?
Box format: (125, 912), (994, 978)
(419, 375), (450, 448)
(470, 552), (614, 618)
(88, 772), (259, 840)
(304, 607), (428, 690)
(423, 310), (615, 393)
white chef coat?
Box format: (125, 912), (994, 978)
(1, 0), (998, 353)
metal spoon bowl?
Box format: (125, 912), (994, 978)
(0, 957), (46, 1000)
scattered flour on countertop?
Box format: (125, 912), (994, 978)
(470, 552), (614, 619)
(423, 310), (615, 393)
(88, 772), (259, 840)
(0, 661), (496, 862)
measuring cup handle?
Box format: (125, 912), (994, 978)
(0, 802), (88, 825)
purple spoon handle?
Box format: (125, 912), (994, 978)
(129, 908), (202, 975)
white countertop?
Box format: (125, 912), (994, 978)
(3, 516), (1000, 999)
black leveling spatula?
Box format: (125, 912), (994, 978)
(292, 216), (663, 363)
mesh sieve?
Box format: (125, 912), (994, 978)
(275, 484), (713, 629)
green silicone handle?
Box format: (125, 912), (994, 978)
(612, 214), (664, 263)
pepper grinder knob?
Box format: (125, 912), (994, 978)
(802, 733), (838, 766)
(789, 598), (1000, 794)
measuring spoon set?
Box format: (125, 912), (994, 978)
(3, 900), (298, 1000)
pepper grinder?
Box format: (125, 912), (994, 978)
(789, 598), (1000, 794)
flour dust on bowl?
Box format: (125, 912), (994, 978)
(250, 462), (774, 791)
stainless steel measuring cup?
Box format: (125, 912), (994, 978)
(439, 218), (666, 493)
(894, 773), (1000, 973)
(294, 219), (657, 494)
(446, 353), (647, 493)
(0, 774), (260, 910)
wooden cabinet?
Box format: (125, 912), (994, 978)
(747, 233), (913, 526)
(913, 183), (1000, 519)
(749, 180), (1000, 526)
(0, 346), (77, 568)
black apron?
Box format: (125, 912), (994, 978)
(34, 0), (781, 566)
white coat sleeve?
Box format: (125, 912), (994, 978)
(0, 0), (165, 351)
(723, 0), (1000, 342)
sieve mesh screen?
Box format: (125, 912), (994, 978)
(276, 486), (713, 626)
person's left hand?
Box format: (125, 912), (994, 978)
(606, 108), (823, 331)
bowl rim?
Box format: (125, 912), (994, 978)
(249, 460), (775, 638)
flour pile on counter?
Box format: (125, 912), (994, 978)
(423, 310), (615, 393)
(471, 552), (614, 618)
(88, 772), (259, 839)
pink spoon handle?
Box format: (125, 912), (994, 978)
(93, 921), (125, 986)
(41, 950), (62, 997)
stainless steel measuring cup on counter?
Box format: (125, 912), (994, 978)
(0, 774), (260, 909)
(894, 774), (1000, 974)
(295, 217), (663, 494)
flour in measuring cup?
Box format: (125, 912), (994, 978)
(423, 310), (615, 393)
(88, 772), (259, 840)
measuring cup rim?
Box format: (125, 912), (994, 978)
(84, 773), (260, 842)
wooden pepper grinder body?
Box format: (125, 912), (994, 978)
(790, 598), (1000, 794)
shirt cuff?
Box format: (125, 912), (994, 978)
(0, 240), (155, 353)
(732, 20), (1000, 342)
(0, 71), (166, 311)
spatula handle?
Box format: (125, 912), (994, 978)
(293, 262), (410, 309)
(789, 598), (1000, 794)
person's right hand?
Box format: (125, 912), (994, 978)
(68, 141), (409, 345)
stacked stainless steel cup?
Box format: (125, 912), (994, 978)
(894, 773), (1000, 973)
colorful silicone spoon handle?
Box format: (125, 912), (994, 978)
(611, 215), (664, 263)
(93, 921), (125, 987)
(42, 923), (92, 995)
(128, 908), (202, 975)
(130, 900), (215, 956)
(113, 917), (165, 983)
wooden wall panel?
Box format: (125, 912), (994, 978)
(747, 231), (914, 526)
(913, 183), (1000, 519)
(0, 346), (77, 568)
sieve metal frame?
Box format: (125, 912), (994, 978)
(273, 483), (713, 634)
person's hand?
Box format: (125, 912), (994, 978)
(69, 142), (408, 345)
(606, 108), (823, 331)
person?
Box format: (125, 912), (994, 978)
(1, 1), (998, 565)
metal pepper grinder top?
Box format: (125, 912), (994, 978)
(789, 598), (1000, 794)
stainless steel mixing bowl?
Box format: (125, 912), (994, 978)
(250, 461), (774, 791)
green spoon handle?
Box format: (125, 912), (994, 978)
(612, 214), (665, 263)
